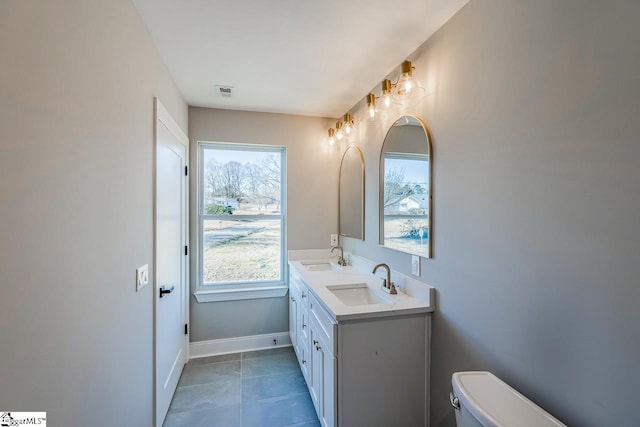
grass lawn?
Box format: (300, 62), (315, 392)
(383, 217), (429, 255)
(203, 222), (281, 283)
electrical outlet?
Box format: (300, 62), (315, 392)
(330, 234), (338, 246)
(136, 264), (149, 291)
(411, 255), (421, 276)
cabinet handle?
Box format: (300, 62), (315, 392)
(302, 323), (306, 329)
(315, 345), (321, 351)
(302, 359), (306, 364)
(301, 292), (306, 299)
(290, 297), (296, 302)
(313, 340), (318, 345)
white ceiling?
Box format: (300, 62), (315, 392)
(132, 0), (469, 118)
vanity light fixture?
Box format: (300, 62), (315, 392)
(380, 79), (394, 109)
(328, 128), (336, 145)
(335, 121), (345, 141)
(366, 93), (378, 121)
(327, 114), (357, 145)
(397, 60), (417, 96)
(326, 59), (421, 143)
(343, 113), (356, 135)
(365, 60), (423, 122)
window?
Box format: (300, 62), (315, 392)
(195, 142), (287, 302)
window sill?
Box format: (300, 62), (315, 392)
(194, 284), (289, 303)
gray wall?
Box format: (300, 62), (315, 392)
(341, 0), (640, 426)
(188, 107), (337, 342)
(0, 1), (187, 426)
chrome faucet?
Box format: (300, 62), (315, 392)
(372, 263), (397, 294)
(331, 245), (347, 266)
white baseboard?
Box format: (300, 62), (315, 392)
(189, 332), (291, 360)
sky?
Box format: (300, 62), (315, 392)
(203, 147), (277, 166)
(385, 157), (429, 185)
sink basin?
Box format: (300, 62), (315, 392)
(327, 283), (392, 306)
(301, 261), (342, 271)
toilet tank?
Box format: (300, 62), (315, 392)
(451, 371), (566, 427)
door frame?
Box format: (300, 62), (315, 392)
(153, 98), (189, 426)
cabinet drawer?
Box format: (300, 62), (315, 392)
(299, 285), (310, 310)
(309, 293), (336, 355)
(290, 272), (309, 309)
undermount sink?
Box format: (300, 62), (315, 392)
(301, 261), (342, 271)
(327, 283), (392, 306)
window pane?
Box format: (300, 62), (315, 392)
(202, 148), (281, 216)
(202, 219), (281, 283)
(382, 154), (429, 255)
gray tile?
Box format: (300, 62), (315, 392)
(188, 353), (241, 367)
(242, 346), (294, 360)
(178, 360), (240, 387)
(242, 352), (300, 378)
(284, 421), (321, 427)
(242, 392), (318, 427)
(163, 404), (241, 427)
(243, 370), (307, 402)
(169, 379), (241, 413)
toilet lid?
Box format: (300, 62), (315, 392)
(452, 371), (566, 427)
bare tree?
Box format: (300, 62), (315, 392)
(384, 167), (414, 207)
(221, 161), (243, 198)
(205, 158), (222, 196)
(243, 162), (266, 212)
(261, 155), (281, 210)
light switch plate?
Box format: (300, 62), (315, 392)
(411, 255), (421, 276)
(330, 234), (338, 246)
(136, 264), (149, 291)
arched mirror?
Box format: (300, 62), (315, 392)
(339, 145), (365, 240)
(379, 115), (431, 257)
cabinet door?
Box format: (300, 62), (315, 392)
(311, 321), (335, 427)
(289, 290), (298, 351)
(299, 341), (309, 381)
(300, 304), (309, 345)
(318, 341), (335, 427)
(309, 324), (322, 413)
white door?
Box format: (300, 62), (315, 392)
(154, 99), (189, 427)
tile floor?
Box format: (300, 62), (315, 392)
(163, 346), (320, 427)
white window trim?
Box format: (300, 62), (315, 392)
(194, 285), (288, 303)
(194, 141), (287, 303)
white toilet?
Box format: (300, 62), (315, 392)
(450, 371), (566, 427)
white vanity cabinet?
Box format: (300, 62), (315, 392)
(309, 293), (337, 427)
(290, 268), (337, 426)
(288, 264), (431, 427)
(290, 272), (310, 379)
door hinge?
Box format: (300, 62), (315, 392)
(184, 165), (188, 176)
(184, 323), (188, 335)
(184, 245), (188, 256)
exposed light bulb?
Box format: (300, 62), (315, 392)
(343, 113), (355, 135)
(327, 128), (336, 145)
(397, 60), (415, 96)
(368, 106), (377, 120)
(335, 121), (344, 140)
(381, 92), (393, 108)
(366, 93), (377, 121)
(380, 79), (394, 109)
(399, 75), (414, 95)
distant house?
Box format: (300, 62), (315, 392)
(385, 194), (428, 215)
(211, 197), (239, 209)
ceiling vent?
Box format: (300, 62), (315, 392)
(215, 85), (234, 98)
